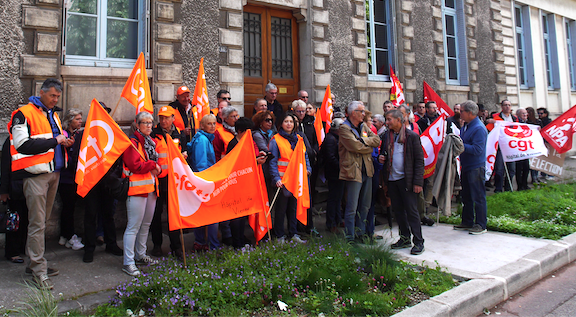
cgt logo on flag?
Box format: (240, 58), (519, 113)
(497, 122), (547, 162)
(77, 120), (115, 173)
(421, 115), (446, 179)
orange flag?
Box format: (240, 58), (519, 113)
(249, 165), (272, 243)
(172, 109), (186, 131)
(76, 99), (133, 197)
(281, 138), (310, 225)
(314, 110), (325, 146)
(192, 58), (210, 130)
(167, 132), (266, 230)
(320, 85), (333, 129)
(120, 52), (154, 114)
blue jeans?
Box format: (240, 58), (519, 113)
(461, 167), (487, 229)
(494, 150), (515, 192)
(194, 223), (220, 250)
(326, 179), (344, 230)
(344, 174), (372, 240)
(124, 193), (157, 265)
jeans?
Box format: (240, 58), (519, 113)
(124, 193), (157, 265)
(461, 167), (487, 229)
(194, 223), (220, 250)
(274, 190), (297, 238)
(388, 178), (424, 245)
(494, 150), (515, 192)
(344, 174), (372, 240)
(325, 179), (344, 230)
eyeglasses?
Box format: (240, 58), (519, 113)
(354, 110), (366, 114)
(295, 110), (306, 113)
(220, 97), (231, 100)
(264, 118), (273, 123)
(300, 96), (309, 99)
(139, 121), (153, 126)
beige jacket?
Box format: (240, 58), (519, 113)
(338, 120), (381, 182)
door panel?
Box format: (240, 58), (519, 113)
(243, 5), (299, 117)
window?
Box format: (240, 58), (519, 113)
(514, 5), (535, 88)
(442, 0), (468, 86)
(366, 0), (394, 81)
(542, 13), (560, 89)
(566, 19), (576, 90)
(63, 0), (147, 67)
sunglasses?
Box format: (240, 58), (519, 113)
(300, 96), (309, 99)
(220, 97), (231, 100)
(264, 118), (273, 123)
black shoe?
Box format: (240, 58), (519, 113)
(83, 251), (94, 263)
(453, 223), (473, 231)
(421, 216), (435, 226)
(410, 244), (425, 255)
(469, 224), (487, 235)
(171, 249), (184, 261)
(25, 267), (59, 276)
(222, 237), (233, 246)
(151, 245), (163, 257)
(391, 237), (412, 249)
(105, 244), (123, 256)
(485, 181), (494, 188)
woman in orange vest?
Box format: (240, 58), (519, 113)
(121, 112), (162, 277)
(269, 113), (311, 244)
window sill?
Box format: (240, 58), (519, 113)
(60, 65), (152, 79)
(366, 81), (393, 89)
(445, 84), (470, 92)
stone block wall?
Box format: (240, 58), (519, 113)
(217, 0), (243, 112)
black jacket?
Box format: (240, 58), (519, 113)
(169, 100), (196, 141)
(417, 113), (439, 133)
(266, 98), (285, 127)
(380, 128), (424, 191)
(298, 115), (318, 161)
(321, 129), (340, 181)
(151, 124), (187, 191)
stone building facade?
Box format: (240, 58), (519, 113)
(1, 0), (576, 129)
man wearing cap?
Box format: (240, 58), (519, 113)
(169, 86), (195, 142)
(150, 106), (188, 259)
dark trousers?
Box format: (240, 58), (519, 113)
(274, 191), (297, 238)
(494, 150), (515, 192)
(388, 178), (423, 245)
(230, 216), (247, 248)
(4, 199), (29, 259)
(58, 183), (78, 239)
(516, 159), (530, 190)
(461, 167), (487, 229)
(151, 190), (182, 252)
(326, 178), (344, 230)
(83, 182), (117, 252)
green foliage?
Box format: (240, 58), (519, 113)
(97, 239), (456, 316)
(5, 282), (58, 317)
(441, 183), (576, 239)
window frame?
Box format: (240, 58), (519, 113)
(542, 12), (560, 90)
(441, 0), (468, 86)
(62, 0), (148, 68)
(365, 0), (395, 82)
(514, 4), (535, 89)
(565, 19), (576, 91)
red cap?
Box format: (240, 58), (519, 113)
(177, 86), (190, 95)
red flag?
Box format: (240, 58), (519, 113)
(314, 111), (325, 146)
(541, 105), (576, 154)
(192, 58), (210, 130)
(320, 85), (333, 129)
(167, 133), (266, 230)
(420, 115), (446, 179)
(249, 165), (272, 243)
(423, 81), (454, 118)
(281, 138), (310, 225)
(120, 52), (154, 114)
(389, 66), (405, 106)
(76, 99), (133, 197)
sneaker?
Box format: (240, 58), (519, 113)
(135, 255), (159, 265)
(391, 237), (412, 249)
(151, 246), (163, 257)
(292, 235), (306, 244)
(410, 244), (425, 255)
(65, 234), (84, 250)
(58, 236), (67, 246)
(469, 224), (487, 235)
(26, 267), (59, 277)
(453, 223), (474, 231)
(32, 274), (54, 290)
(122, 264), (140, 277)
(277, 236), (286, 244)
(373, 234), (384, 240)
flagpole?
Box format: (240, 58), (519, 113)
(109, 96), (123, 119)
(265, 188), (281, 241)
(503, 160), (514, 192)
(179, 229), (187, 268)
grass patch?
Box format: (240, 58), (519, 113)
(94, 237), (457, 316)
(442, 183), (576, 240)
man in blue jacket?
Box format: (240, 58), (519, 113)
(454, 100), (488, 234)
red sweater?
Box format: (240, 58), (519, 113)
(122, 131), (158, 197)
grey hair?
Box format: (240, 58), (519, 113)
(265, 82), (277, 92)
(291, 99), (306, 110)
(254, 98), (265, 106)
(333, 111), (346, 119)
(297, 90), (308, 98)
(386, 109), (405, 123)
(62, 108), (83, 131)
(399, 104), (411, 115)
(135, 111), (154, 124)
(41, 78), (63, 93)
(346, 101), (364, 116)
(373, 114), (385, 124)
(221, 106), (238, 118)
(461, 100), (479, 116)
(331, 118), (345, 132)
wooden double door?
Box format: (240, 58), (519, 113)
(243, 5), (299, 117)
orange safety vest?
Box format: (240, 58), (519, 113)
(123, 141), (157, 196)
(215, 123), (235, 158)
(9, 103), (64, 174)
(154, 128), (182, 179)
(273, 134), (301, 177)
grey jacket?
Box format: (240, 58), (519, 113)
(432, 134), (464, 216)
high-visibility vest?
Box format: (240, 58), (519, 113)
(123, 140), (157, 196)
(215, 123), (235, 159)
(273, 134), (301, 177)
(9, 103), (64, 174)
(154, 127), (182, 179)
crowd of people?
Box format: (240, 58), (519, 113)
(2, 78), (553, 290)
